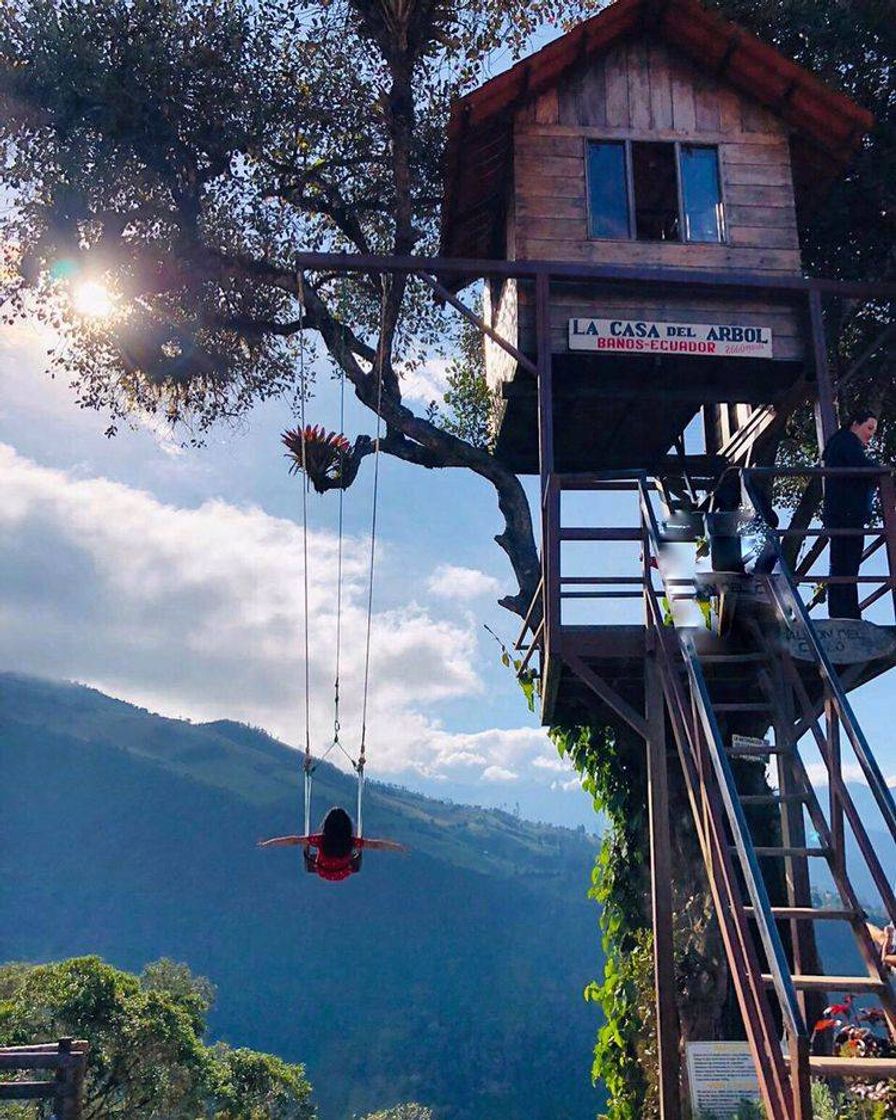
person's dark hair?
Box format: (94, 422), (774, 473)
(848, 408), (877, 427)
(320, 807), (354, 858)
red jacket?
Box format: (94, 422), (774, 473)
(305, 835), (364, 881)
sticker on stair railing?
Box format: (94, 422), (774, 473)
(781, 619), (896, 665)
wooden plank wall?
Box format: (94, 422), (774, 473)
(484, 278), (520, 393)
(516, 288), (804, 362)
(513, 38), (802, 274)
(496, 36), (807, 384)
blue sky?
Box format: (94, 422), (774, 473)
(3, 309), (896, 841)
(0, 316), (605, 829)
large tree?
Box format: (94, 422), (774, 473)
(0, 956), (314, 1119)
(0, 0), (568, 614)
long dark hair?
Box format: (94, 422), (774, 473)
(320, 807), (354, 858)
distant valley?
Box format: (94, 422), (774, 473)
(0, 672), (604, 1120)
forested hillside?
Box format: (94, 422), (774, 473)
(0, 673), (603, 1120)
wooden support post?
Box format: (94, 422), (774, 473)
(826, 698), (845, 878)
(536, 273), (559, 669)
(808, 289), (837, 451)
(790, 1033), (813, 1120)
(646, 648), (682, 1120)
(535, 273), (554, 496)
(53, 1038), (73, 1120)
(877, 471), (896, 623)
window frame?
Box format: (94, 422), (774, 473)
(678, 141), (728, 245)
(583, 138), (634, 241)
(584, 137), (727, 246)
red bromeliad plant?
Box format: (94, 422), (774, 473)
(283, 426), (353, 493)
(812, 996), (896, 1110)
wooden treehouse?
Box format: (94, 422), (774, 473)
(438, 1), (896, 1118)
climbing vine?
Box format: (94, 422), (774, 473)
(552, 723), (785, 1119)
(552, 723), (658, 1120)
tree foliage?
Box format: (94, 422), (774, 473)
(434, 305), (495, 451)
(0, 0), (584, 612)
(710, 0), (895, 469)
(0, 956), (314, 1120)
(359, 1106), (434, 1120)
(553, 724), (653, 1120)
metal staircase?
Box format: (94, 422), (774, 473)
(517, 463), (896, 1118)
(637, 472), (896, 1118)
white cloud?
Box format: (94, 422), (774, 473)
(553, 776), (584, 793)
(398, 358), (449, 405)
(532, 755), (569, 773)
(427, 564), (502, 601)
(0, 443), (549, 786)
(803, 761), (896, 789)
(482, 765), (518, 783)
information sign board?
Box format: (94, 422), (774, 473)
(686, 1042), (761, 1117)
(568, 318), (773, 358)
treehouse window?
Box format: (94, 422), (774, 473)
(586, 141), (630, 240)
(679, 145), (725, 243)
(632, 142), (679, 241)
(586, 140), (725, 244)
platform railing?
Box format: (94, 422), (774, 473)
(740, 472), (896, 880)
(0, 1039), (88, 1119)
(740, 465), (896, 622)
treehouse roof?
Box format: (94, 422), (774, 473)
(440, 0), (874, 264)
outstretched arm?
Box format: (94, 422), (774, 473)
(258, 835), (313, 848)
(359, 838), (407, 852)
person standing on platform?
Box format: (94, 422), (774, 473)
(822, 409), (878, 619)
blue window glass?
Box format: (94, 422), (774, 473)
(680, 145), (724, 243)
(587, 141), (630, 239)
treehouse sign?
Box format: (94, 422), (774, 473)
(568, 317), (774, 358)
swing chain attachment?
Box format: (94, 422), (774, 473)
(354, 754), (366, 839)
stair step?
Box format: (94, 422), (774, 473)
(745, 907), (858, 921)
(700, 653), (768, 664)
(746, 846), (830, 858)
(762, 975), (887, 994)
(810, 1056), (896, 1078)
(740, 793), (807, 804)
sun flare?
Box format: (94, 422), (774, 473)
(72, 279), (116, 318)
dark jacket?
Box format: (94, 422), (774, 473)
(822, 428), (876, 527)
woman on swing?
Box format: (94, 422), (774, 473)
(259, 806), (404, 882)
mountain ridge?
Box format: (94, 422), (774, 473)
(0, 671), (604, 1120)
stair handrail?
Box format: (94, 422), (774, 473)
(638, 482), (807, 1045)
(741, 470), (896, 854)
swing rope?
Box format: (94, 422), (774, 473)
(314, 281), (356, 773)
(332, 284), (347, 758)
(297, 272), (314, 836)
(294, 271), (386, 842)
(356, 276), (388, 835)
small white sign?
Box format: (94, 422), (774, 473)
(731, 734), (770, 756)
(568, 317), (773, 358)
(686, 1042), (761, 1116)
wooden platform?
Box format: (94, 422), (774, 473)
(543, 620), (896, 736)
(495, 352), (804, 474)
